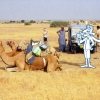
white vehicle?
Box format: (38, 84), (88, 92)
(68, 24), (96, 53)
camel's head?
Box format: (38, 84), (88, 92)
(46, 54), (62, 72)
(6, 41), (16, 50)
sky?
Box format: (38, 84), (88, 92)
(0, 0), (100, 21)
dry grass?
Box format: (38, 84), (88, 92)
(0, 23), (100, 100)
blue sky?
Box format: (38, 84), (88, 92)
(0, 0), (100, 20)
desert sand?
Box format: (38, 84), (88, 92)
(0, 23), (100, 100)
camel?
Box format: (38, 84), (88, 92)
(0, 41), (62, 72)
(6, 40), (60, 59)
(6, 41), (20, 57)
(6, 41), (16, 50)
(46, 54), (62, 72)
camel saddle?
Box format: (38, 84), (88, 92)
(26, 42), (50, 64)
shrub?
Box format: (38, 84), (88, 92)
(30, 20), (36, 23)
(21, 20), (25, 23)
(50, 21), (69, 27)
(24, 22), (31, 25)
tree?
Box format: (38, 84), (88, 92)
(50, 21), (69, 27)
(21, 20), (25, 23)
(30, 20), (36, 23)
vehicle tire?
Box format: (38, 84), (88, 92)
(73, 49), (76, 54)
(69, 45), (71, 51)
(91, 47), (96, 53)
(71, 47), (76, 54)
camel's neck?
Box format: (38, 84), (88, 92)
(12, 46), (17, 50)
(6, 49), (17, 57)
(8, 44), (16, 50)
(1, 51), (15, 66)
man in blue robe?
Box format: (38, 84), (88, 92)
(57, 26), (68, 52)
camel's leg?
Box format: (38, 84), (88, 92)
(24, 63), (30, 71)
(15, 59), (25, 71)
(24, 63), (38, 71)
(55, 64), (62, 71)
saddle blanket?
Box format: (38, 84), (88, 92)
(26, 44), (36, 64)
(26, 43), (49, 65)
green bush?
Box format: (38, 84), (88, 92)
(50, 21), (69, 27)
(21, 20), (25, 23)
(30, 20), (36, 23)
(24, 22), (31, 25)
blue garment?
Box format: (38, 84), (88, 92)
(57, 30), (68, 51)
(59, 45), (66, 52)
(40, 41), (50, 47)
(57, 30), (68, 45)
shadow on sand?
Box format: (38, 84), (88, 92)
(59, 61), (84, 67)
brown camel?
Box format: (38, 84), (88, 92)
(6, 41), (16, 50)
(0, 41), (62, 72)
(46, 54), (62, 72)
(6, 40), (60, 59)
(6, 41), (20, 57)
